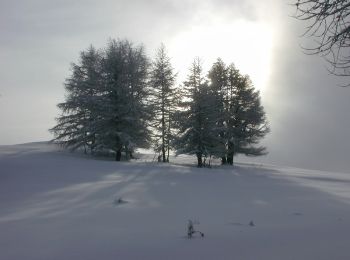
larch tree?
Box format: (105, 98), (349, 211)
(51, 39), (151, 161)
(98, 39), (151, 161)
(207, 59), (269, 165)
(225, 64), (269, 164)
(50, 45), (103, 153)
(174, 58), (220, 167)
(207, 58), (229, 164)
(149, 44), (177, 162)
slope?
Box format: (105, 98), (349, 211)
(0, 143), (350, 260)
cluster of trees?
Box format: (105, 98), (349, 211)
(175, 58), (269, 167)
(51, 39), (269, 167)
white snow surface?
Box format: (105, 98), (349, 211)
(1, 142), (350, 260)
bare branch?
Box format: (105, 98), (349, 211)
(294, 0), (350, 80)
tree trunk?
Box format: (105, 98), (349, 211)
(162, 97), (166, 163)
(197, 153), (203, 168)
(166, 137), (170, 162)
(116, 149), (122, 161)
(227, 142), (234, 165)
(221, 156), (227, 165)
(227, 153), (233, 165)
(162, 145), (166, 162)
(167, 111), (171, 163)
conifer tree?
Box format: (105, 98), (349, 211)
(50, 46), (103, 153)
(226, 70), (269, 163)
(149, 44), (177, 162)
(208, 60), (269, 165)
(98, 39), (151, 161)
(208, 58), (228, 163)
(174, 59), (220, 167)
(51, 39), (151, 161)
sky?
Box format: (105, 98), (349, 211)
(1, 0), (349, 172)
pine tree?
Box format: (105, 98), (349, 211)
(207, 58), (229, 164)
(149, 44), (177, 162)
(207, 60), (269, 165)
(226, 69), (269, 164)
(51, 39), (151, 161)
(50, 45), (103, 153)
(174, 58), (220, 167)
(98, 39), (151, 161)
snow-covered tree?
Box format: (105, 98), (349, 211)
(225, 64), (269, 165)
(149, 44), (177, 162)
(97, 39), (151, 161)
(207, 59), (269, 165)
(208, 58), (229, 164)
(174, 59), (221, 167)
(51, 39), (151, 161)
(50, 46), (103, 153)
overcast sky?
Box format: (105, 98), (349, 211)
(1, 0), (349, 172)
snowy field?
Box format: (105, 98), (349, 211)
(1, 143), (350, 260)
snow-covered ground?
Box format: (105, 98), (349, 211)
(1, 142), (350, 260)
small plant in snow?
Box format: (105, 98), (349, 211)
(187, 220), (204, 238)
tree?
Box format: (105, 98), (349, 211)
(174, 59), (220, 167)
(51, 39), (152, 161)
(207, 58), (229, 164)
(294, 0), (350, 77)
(98, 39), (151, 161)
(225, 64), (269, 164)
(149, 44), (177, 162)
(50, 45), (103, 153)
(207, 59), (269, 165)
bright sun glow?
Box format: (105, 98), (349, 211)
(168, 20), (274, 93)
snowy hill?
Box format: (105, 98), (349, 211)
(1, 142), (350, 260)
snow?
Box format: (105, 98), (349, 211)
(1, 142), (350, 259)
